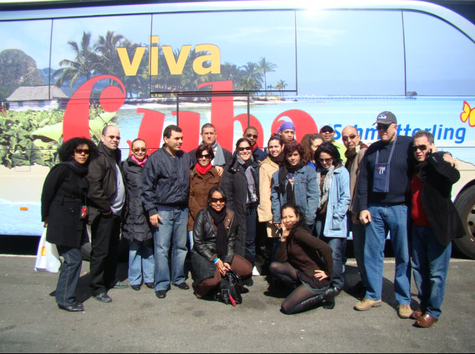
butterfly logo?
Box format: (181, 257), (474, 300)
(460, 101), (475, 127)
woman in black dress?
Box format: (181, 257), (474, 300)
(41, 137), (97, 312)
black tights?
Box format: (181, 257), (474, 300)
(270, 262), (328, 315)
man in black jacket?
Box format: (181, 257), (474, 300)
(410, 130), (464, 328)
(87, 125), (126, 303)
(142, 125), (193, 299)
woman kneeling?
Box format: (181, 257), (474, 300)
(270, 204), (336, 314)
(191, 187), (252, 299)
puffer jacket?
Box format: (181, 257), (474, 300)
(271, 165), (319, 226)
(121, 156), (153, 243)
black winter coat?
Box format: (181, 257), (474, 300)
(87, 142), (122, 223)
(417, 152), (465, 247)
(41, 162), (88, 248)
(220, 156), (259, 257)
(121, 156), (153, 243)
(191, 208), (236, 285)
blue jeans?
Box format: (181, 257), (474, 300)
(412, 225), (452, 320)
(364, 204), (411, 304)
(316, 216), (346, 291)
(153, 208), (189, 291)
(246, 206), (257, 266)
(56, 246), (82, 306)
(128, 241), (154, 286)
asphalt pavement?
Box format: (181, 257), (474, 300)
(0, 256), (474, 353)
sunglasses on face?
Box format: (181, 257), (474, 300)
(342, 134), (357, 141)
(412, 145), (428, 152)
(376, 124), (391, 131)
(75, 149), (90, 155)
(319, 158), (333, 163)
(246, 134), (258, 139)
(238, 146), (252, 152)
(107, 135), (121, 140)
(321, 130), (333, 134)
(133, 147), (147, 152)
(210, 197), (225, 203)
(197, 154), (211, 159)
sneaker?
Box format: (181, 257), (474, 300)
(252, 266), (260, 276)
(354, 298), (382, 311)
(397, 304), (413, 319)
(112, 281), (128, 289)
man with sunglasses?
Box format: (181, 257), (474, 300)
(244, 126), (267, 163)
(320, 125), (346, 163)
(409, 130), (463, 328)
(189, 123), (232, 176)
(354, 112), (415, 319)
(87, 125), (127, 303)
(341, 126), (368, 299)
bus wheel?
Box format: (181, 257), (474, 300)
(454, 186), (475, 259)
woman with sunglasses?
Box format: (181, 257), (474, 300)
(121, 138), (154, 291)
(271, 141), (319, 232)
(269, 203), (336, 314)
(188, 144), (221, 249)
(41, 137), (98, 312)
(191, 187), (252, 299)
(314, 142), (351, 295)
(221, 138), (259, 277)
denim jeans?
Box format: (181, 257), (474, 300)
(153, 208), (189, 291)
(364, 204), (411, 304)
(316, 216), (347, 291)
(128, 241), (154, 286)
(412, 225), (452, 319)
(56, 246), (82, 306)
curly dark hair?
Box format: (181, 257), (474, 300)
(195, 143), (215, 161)
(57, 137), (98, 164)
(283, 141), (305, 167)
(314, 141), (342, 168)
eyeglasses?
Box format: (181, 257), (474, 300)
(412, 145), (428, 152)
(197, 154), (211, 159)
(376, 124), (390, 131)
(238, 146), (252, 152)
(133, 148), (147, 152)
(342, 134), (357, 141)
(246, 134), (258, 139)
(75, 149), (90, 155)
(107, 135), (121, 140)
(319, 158), (333, 163)
(210, 197), (225, 203)
(321, 130), (333, 134)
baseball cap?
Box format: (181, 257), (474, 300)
(374, 111), (397, 125)
(320, 125), (334, 133)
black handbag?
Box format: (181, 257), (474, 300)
(219, 268), (243, 306)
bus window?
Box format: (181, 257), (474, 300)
(404, 11), (475, 96)
(296, 10), (405, 96)
(151, 10), (297, 93)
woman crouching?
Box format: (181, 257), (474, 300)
(191, 187), (252, 299)
(269, 204), (336, 314)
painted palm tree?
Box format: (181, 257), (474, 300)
(275, 80), (288, 98)
(94, 31), (125, 84)
(257, 57), (277, 99)
(54, 32), (99, 87)
(240, 62), (263, 92)
(220, 62), (242, 90)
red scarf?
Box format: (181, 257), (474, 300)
(132, 155), (147, 168)
(195, 163), (212, 175)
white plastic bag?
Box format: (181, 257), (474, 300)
(34, 229), (61, 273)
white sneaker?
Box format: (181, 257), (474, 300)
(252, 266), (260, 276)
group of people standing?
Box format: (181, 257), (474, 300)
(41, 111), (464, 327)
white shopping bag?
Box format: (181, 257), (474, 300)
(34, 229), (61, 273)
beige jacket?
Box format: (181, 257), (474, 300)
(258, 157), (280, 238)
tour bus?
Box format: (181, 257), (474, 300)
(0, 0), (474, 258)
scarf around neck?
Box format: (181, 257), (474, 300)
(269, 152), (284, 166)
(318, 165), (335, 210)
(195, 162), (213, 175)
(207, 206), (228, 258)
(278, 161), (304, 194)
(131, 155), (148, 168)
(211, 141), (226, 166)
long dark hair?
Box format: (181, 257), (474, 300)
(58, 137), (98, 165)
(281, 203), (308, 233)
(314, 141), (341, 168)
